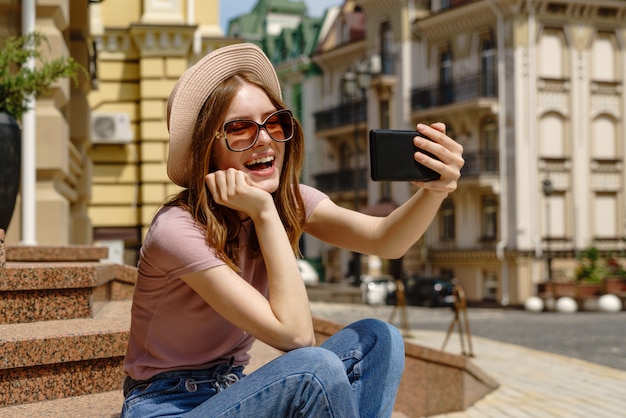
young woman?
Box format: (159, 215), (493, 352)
(121, 43), (464, 418)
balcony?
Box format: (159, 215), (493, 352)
(411, 71), (497, 111)
(313, 168), (368, 194)
(461, 151), (499, 177)
(314, 98), (367, 132)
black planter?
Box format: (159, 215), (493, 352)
(0, 113), (21, 232)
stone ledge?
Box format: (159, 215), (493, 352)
(6, 245), (108, 262)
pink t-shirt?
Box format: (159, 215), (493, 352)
(124, 184), (328, 380)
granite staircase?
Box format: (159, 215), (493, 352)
(0, 229), (136, 415)
(0, 229), (498, 417)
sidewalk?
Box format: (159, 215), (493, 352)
(310, 302), (626, 418)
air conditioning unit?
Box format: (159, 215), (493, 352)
(91, 112), (133, 144)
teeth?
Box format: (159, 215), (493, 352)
(245, 155), (274, 166)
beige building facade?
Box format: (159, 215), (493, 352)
(1, 0), (93, 247)
(310, 0), (626, 305)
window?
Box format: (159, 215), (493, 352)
(481, 37), (496, 96)
(539, 112), (566, 158)
(480, 117), (498, 172)
(594, 193), (617, 238)
(380, 21), (394, 75)
(440, 198), (455, 241)
(592, 33), (616, 81)
(592, 115), (617, 159)
(339, 142), (350, 170)
(482, 196), (497, 240)
(483, 272), (498, 301)
(539, 29), (566, 79)
(439, 49), (453, 104)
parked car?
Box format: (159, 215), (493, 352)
(360, 275), (396, 305)
(403, 276), (455, 307)
(297, 259), (320, 286)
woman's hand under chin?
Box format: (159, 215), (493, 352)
(205, 168), (275, 220)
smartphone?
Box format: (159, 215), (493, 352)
(369, 129), (441, 182)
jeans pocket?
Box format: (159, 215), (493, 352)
(124, 377), (185, 407)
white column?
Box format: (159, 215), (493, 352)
(21, 0), (37, 245)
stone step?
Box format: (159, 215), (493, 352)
(0, 262), (136, 324)
(6, 245), (109, 262)
(0, 299), (131, 407)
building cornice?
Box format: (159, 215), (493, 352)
(128, 24), (197, 57)
(312, 39), (367, 72)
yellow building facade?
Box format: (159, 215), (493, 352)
(87, 0), (235, 263)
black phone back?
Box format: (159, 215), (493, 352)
(369, 129), (441, 182)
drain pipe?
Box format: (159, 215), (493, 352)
(526, 0), (542, 287)
(488, 0), (509, 306)
(21, 0), (37, 245)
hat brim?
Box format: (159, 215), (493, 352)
(166, 43), (282, 187)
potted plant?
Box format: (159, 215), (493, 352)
(0, 32), (83, 233)
(603, 255), (626, 294)
(574, 246), (606, 298)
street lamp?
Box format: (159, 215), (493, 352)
(342, 62), (373, 285)
(542, 178), (554, 286)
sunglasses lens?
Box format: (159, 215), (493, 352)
(223, 110), (294, 151)
(267, 111), (294, 142)
(223, 121), (258, 151)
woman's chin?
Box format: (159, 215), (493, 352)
(248, 174), (280, 194)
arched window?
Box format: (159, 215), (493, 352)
(539, 29), (566, 79)
(592, 33), (617, 81)
(539, 112), (566, 158)
(592, 115), (617, 159)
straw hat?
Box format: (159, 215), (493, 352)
(166, 43), (282, 187)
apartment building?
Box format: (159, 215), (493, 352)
(310, 0), (626, 305)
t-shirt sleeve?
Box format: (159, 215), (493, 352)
(298, 183), (329, 220)
(139, 206), (225, 280)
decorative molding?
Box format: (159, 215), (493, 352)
(591, 172), (621, 191)
(416, 2), (495, 42)
(537, 90), (569, 116)
(590, 93), (621, 119)
(128, 24), (196, 57)
(359, 0), (405, 15)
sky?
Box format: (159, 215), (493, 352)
(220, 0), (343, 32)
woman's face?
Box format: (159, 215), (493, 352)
(212, 81), (286, 194)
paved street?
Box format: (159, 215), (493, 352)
(309, 301), (626, 371)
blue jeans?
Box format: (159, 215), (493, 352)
(121, 318), (405, 417)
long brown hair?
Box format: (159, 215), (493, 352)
(166, 72), (306, 271)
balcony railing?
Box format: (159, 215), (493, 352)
(410, 71), (497, 111)
(461, 151), (499, 177)
(313, 168), (368, 194)
(314, 98), (367, 132)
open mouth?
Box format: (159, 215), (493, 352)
(244, 155), (274, 171)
